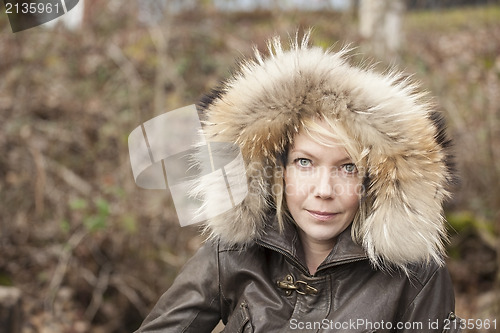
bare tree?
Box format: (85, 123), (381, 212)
(359, 0), (405, 58)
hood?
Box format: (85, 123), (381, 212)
(194, 33), (455, 270)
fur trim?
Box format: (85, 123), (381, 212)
(195, 33), (455, 269)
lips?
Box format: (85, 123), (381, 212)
(306, 210), (338, 221)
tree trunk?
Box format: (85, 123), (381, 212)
(359, 0), (405, 58)
(0, 287), (22, 333)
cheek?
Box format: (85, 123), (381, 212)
(284, 168), (312, 195)
(283, 172), (295, 200)
(284, 170), (305, 208)
(344, 195), (360, 212)
(340, 181), (362, 211)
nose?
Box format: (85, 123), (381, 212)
(313, 167), (335, 199)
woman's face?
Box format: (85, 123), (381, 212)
(284, 128), (362, 249)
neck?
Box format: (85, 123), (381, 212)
(298, 231), (336, 275)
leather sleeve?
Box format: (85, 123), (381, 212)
(134, 241), (222, 333)
(398, 265), (461, 333)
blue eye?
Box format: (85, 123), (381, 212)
(342, 163), (357, 174)
(295, 158), (312, 168)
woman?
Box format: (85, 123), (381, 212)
(135, 33), (462, 332)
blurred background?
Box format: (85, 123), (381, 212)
(0, 0), (499, 332)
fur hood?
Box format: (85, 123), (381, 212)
(195, 34), (455, 270)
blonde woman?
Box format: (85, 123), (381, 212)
(135, 33), (461, 333)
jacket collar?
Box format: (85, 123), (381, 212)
(256, 215), (367, 275)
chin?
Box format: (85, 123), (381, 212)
(304, 226), (343, 242)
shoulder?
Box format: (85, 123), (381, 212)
(406, 261), (452, 289)
(395, 261), (455, 314)
(195, 238), (268, 267)
(216, 239), (270, 266)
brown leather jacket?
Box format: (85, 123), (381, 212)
(135, 220), (461, 333)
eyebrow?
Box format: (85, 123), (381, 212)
(289, 149), (352, 165)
